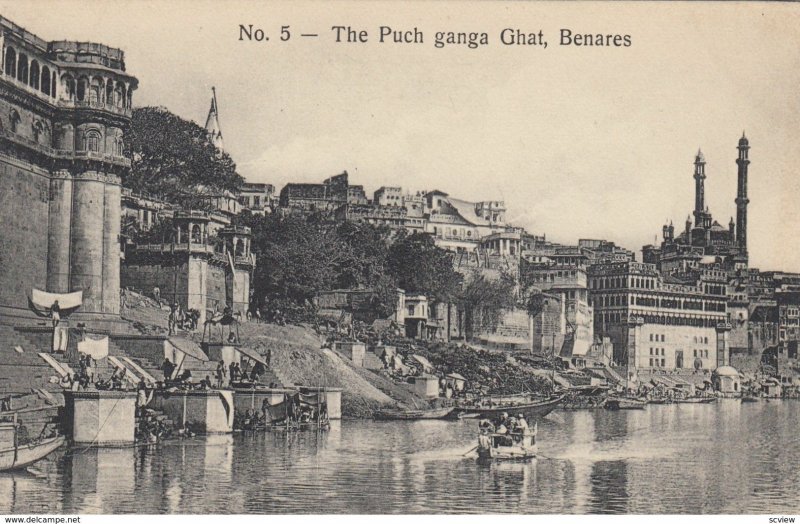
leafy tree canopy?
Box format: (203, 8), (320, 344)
(127, 106), (243, 206)
(387, 231), (463, 303)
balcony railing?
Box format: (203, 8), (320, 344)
(135, 242), (216, 256)
(0, 130), (131, 167)
(57, 98), (132, 117)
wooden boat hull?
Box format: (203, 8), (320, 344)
(0, 435), (65, 471)
(675, 397), (717, 404)
(374, 407), (455, 421)
(605, 398), (648, 410)
(457, 395), (564, 420)
(266, 421), (330, 432)
(477, 433), (537, 461)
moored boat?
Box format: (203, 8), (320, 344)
(0, 410), (65, 471)
(605, 397), (648, 410)
(674, 397), (716, 404)
(456, 394), (565, 420)
(373, 406), (455, 421)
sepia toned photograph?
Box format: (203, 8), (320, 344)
(0, 0), (798, 519)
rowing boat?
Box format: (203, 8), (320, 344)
(373, 406), (455, 420)
(0, 410), (65, 471)
(477, 426), (537, 461)
(455, 394), (565, 420)
(605, 397), (648, 410)
(674, 397), (716, 404)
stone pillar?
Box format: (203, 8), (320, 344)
(47, 171), (73, 293)
(626, 316), (643, 386)
(70, 172), (107, 313)
(716, 322), (731, 368)
(63, 391), (137, 446)
(102, 176), (121, 314)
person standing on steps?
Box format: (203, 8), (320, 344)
(216, 360), (227, 388)
(50, 300), (64, 353)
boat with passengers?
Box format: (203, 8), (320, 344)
(476, 416), (538, 461)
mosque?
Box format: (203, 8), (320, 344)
(643, 135), (751, 276)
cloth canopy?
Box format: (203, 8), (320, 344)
(236, 345), (268, 367)
(77, 334), (109, 360)
(28, 289), (82, 318)
(410, 354), (434, 372)
(168, 336), (209, 362)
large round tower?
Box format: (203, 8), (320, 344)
(0, 16), (137, 320)
(50, 40), (137, 315)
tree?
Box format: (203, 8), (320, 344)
(239, 213), (341, 307)
(127, 107), (243, 206)
(387, 232), (462, 303)
(456, 270), (517, 340)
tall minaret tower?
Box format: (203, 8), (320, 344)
(735, 132), (750, 251)
(693, 149), (706, 226)
(205, 87), (224, 151)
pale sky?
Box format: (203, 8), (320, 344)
(3, 1), (799, 271)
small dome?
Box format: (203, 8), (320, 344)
(738, 132), (749, 147)
(713, 365), (739, 377)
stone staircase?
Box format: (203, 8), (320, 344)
(0, 323), (64, 399)
(136, 406), (176, 440)
(363, 351), (385, 371)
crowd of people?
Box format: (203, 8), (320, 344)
(478, 411), (536, 436)
(233, 393), (329, 431)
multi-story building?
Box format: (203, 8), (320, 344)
(239, 182), (275, 215)
(0, 16), (136, 320)
(588, 261), (730, 379)
(522, 253), (594, 356)
(335, 203), (408, 229)
(278, 171), (349, 213)
(424, 190), (507, 252)
(374, 186), (402, 207)
(121, 210), (255, 324)
(578, 239), (635, 264)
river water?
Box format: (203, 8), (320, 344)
(2, 399), (799, 514)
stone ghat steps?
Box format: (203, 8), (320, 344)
(0, 324), (65, 398)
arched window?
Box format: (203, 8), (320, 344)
(235, 239), (244, 256)
(4, 47), (16, 76)
(76, 77), (88, 102)
(51, 75), (56, 98)
(116, 137), (124, 156)
(29, 60), (39, 89)
(89, 78), (102, 105)
(115, 82), (126, 108)
(9, 110), (20, 133)
(40, 66), (51, 96)
(61, 75), (76, 100)
(83, 130), (101, 152)
(17, 53), (28, 83)
(191, 225), (201, 243)
(32, 120), (44, 144)
(105, 80), (114, 105)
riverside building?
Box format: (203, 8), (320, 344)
(587, 261), (730, 378)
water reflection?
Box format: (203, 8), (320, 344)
(4, 401), (800, 514)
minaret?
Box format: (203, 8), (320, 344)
(205, 87), (224, 151)
(693, 149), (706, 227)
(735, 132), (750, 251)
